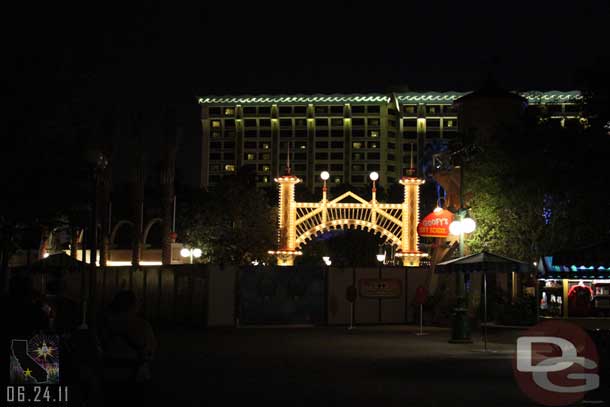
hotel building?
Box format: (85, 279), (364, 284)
(198, 91), (583, 191)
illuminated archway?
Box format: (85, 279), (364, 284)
(269, 170), (427, 267)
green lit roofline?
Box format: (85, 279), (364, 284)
(198, 91), (582, 106)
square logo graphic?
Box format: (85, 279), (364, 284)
(10, 334), (60, 384)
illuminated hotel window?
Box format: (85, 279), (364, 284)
(352, 142), (362, 149)
(225, 165), (236, 172)
(296, 142), (307, 149)
(370, 130), (378, 138)
(445, 119), (454, 127)
(260, 143), (270, 149)
(333, 177), (342, 184)
(262, 176), (269, 183)
(369, 142), (378, 149)
(262, 165), (270, 172)
(404, 105), (417, 115)
(245, 153), (255, 160)
(427, 105), (440, 115)
(211, 120), (221, 128)
(224, 107), (235, 116)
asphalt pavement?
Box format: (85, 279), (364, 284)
(129, 325), (531, 406)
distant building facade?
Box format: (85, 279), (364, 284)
(198, 91), (583, 191)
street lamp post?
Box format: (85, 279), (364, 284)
(448, 207), (477, 343)
(376, 251), (386, 323)
(180, 247), (202, 264)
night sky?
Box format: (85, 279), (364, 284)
(5, 1), (610, 186)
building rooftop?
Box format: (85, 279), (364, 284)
(198, 91), (582, 106)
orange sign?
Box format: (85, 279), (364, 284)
(417, 209), (454, 238)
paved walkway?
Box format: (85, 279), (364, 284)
(97, 324), (610, 406)
(140, 325), (535, 406)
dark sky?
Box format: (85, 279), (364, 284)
(4, 1), (610, 187)
(8, 1), (610, 101)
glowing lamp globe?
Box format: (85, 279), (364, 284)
(369, 171), (379, 181)
(461, 217), (476, 234)
(433, 206), (442, 213)
(180, 248), (191, 258)
(192, 248), (203, 258)
(320, 171), (330, 181)
(449, 220), (463, 236)
(376, 253), (386, 263)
